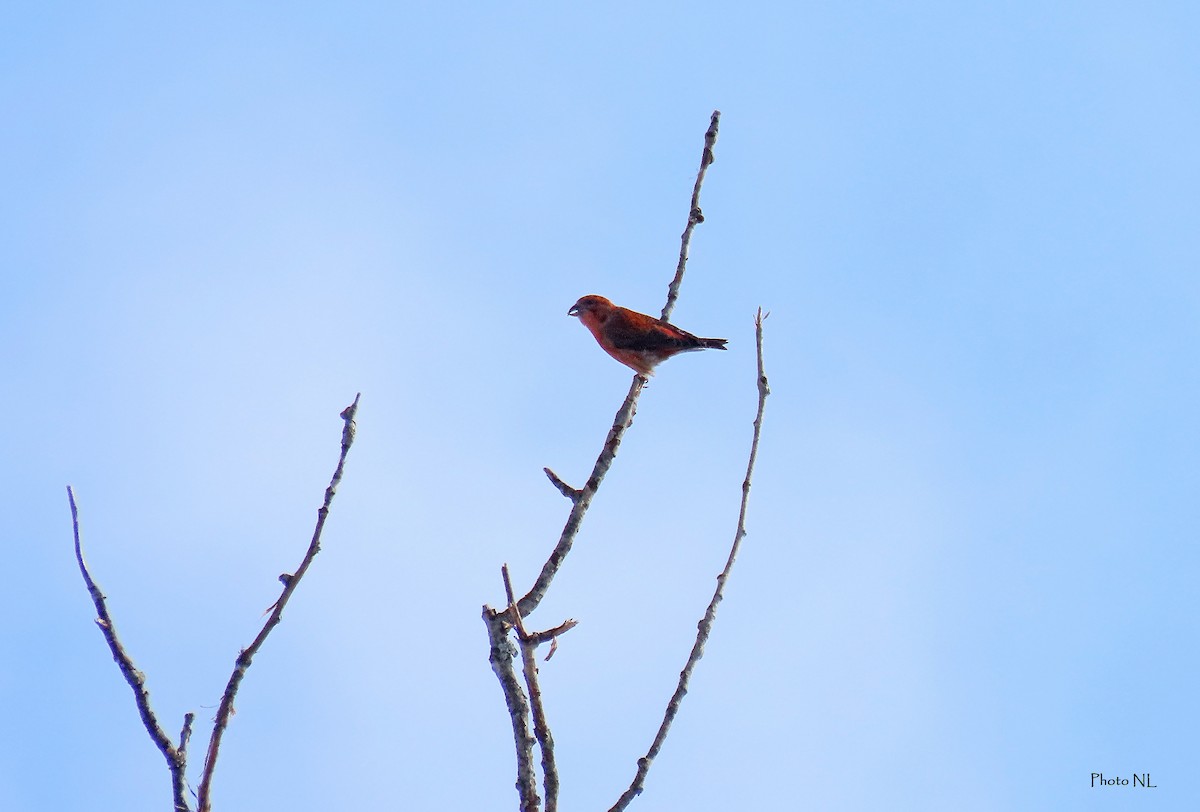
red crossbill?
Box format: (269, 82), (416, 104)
(568, 294), (727, 375)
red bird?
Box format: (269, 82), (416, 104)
(568, 294), (727, 375)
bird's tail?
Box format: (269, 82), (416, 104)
(699, 337), (728, 350)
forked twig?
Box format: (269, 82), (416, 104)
(609, 308), (771, 812)
(195, 394), (361, 812)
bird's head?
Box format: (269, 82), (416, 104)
(568, 294), (613, 319)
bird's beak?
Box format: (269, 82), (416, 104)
(568, 304), (581, 317)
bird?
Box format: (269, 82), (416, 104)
(568, 294), (727, 376)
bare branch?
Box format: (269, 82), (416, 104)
(502, 564), (529, 638)
(521, 629), (558, 811)
(179, 713), (195, 759)
(68, 486), (192, 812)
(484, 601), (540, 812)
(525, 619), (579, 648)
(609, 308), (770, 812)
(517, 375), (643, 617)
(178, 712), (195, 806)
(195, 394), (361, 812)
(661, 109), (721, 322)
(504, 566), (561, 812)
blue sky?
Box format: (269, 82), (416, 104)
(3, 3), (1198, 810)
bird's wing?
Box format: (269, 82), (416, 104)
(605, 309), (703, 351)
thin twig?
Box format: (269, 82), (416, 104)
(502, 565), (529, 638)
(179, 713), (195, 761)
(68, 486), (192, 812)
(485, 602), (540, 812)
(609, 308), (770, 812)
(521, 626), (559, 812)
(542, 468), (582, 502)
(661, 110), (720, 322)
(195, 394), (361, 812)
(178, 712), (195, 806)
(525, 619), (579, 647)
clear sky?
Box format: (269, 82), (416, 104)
(3, 3), (1198, 810)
